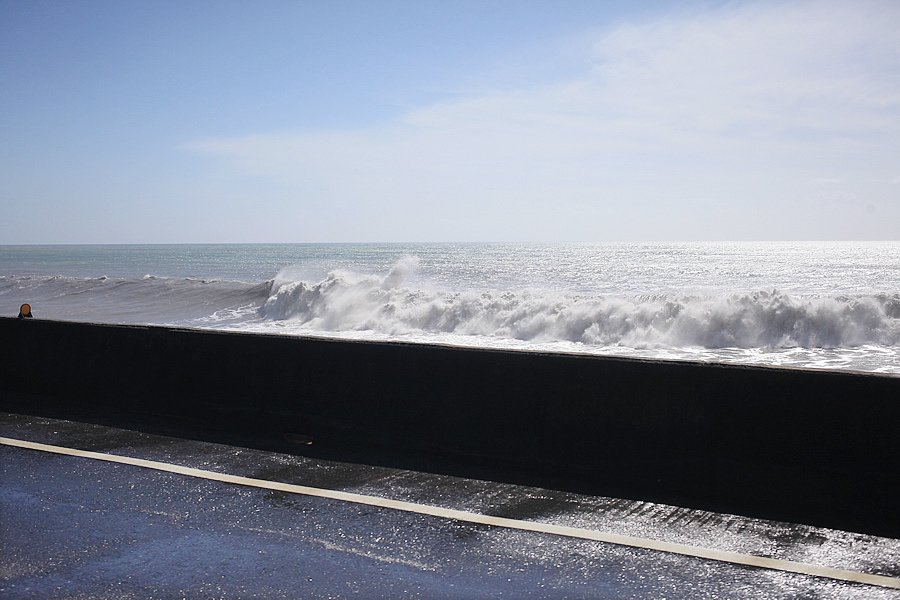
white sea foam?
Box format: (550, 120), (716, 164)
(259, 263), (899, 351)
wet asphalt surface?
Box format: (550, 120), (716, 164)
(1, 412), (898, 599)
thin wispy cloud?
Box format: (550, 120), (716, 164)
(187, 0), (900, 240)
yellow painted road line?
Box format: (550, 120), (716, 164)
(2, 435), (898, 590)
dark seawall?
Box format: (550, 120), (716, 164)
(2, 317), (898, 537)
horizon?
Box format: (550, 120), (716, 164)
(3, 239), (900, 247)
(2, 0), (899, 244)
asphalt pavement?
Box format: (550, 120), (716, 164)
(1, 411), (898, 599)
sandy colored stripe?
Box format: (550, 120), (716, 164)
(1, 435), (897, 590)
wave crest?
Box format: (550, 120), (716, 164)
(260, 265), (899, 349)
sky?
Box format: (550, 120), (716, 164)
(1, 0), (899, 243)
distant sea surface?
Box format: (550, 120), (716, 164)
(2, 242), (898, 374)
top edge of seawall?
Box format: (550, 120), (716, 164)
(2, 316), (897, 380)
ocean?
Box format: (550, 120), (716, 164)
(1, 242), (898, 375)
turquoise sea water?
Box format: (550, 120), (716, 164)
(2, 242), (898, 374)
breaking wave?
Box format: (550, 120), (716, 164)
(260, 259), (900, 350)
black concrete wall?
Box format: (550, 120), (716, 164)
(2, 317), (898, 537)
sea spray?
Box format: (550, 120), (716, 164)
(259, 262), (900, 350)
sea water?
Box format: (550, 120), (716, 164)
(1, 242), (898, 374)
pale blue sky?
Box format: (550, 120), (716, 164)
(2, 0), (898, 243)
